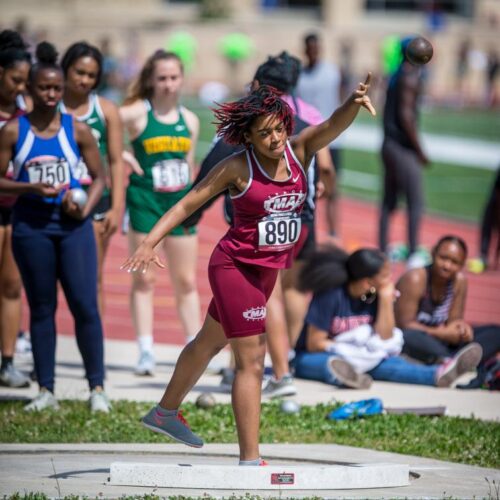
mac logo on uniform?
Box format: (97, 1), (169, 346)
(242, 306), (266, 321)
(263, 192), (305, 213)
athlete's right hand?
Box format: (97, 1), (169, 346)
(120, 241), (165, 274)
(30, 182), (62, 198)
(123, 151), (144, 176)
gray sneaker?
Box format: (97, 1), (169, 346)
(0, 364), (30, 388)
(262, 374), (297, 399)
(436, 342), (483, 388)
(142, 405), (204, 448)
(89, 389), (112, 413)
(24, 390), (59, 412)
(135, 351), (155, 376)
(328, 358), (373, 389)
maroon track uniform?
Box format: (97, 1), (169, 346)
(208, 142), (307, 338)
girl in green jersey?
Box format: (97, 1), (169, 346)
(120, 50), (201, 375)
(61, 42), (124, 314)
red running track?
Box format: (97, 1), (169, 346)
(30, 196), (500, 345)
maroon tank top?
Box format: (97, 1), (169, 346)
(218, 141), (307, 268)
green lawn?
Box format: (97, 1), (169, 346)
(340, 149), (495, 222)
(355, 106), (500, 142)
(2, 400), (499, 469)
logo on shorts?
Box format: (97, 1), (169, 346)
(242, 306), (266, 321)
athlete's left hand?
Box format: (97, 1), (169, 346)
(120, 240), (165, 274)
(62, 190), (86, 220)
(353, 73), (376, 117)
(100, 207), (120, 238)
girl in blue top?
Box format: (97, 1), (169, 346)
(294, 245), (482, 389)
(0, 41), (108, 412)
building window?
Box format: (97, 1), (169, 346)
(365, 0), (473, 17)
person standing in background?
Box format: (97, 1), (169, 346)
(0, 30), (31, 389)
(379, 36), (429, 269)
(60, 41), (124, 316)
(119, 50), (201, 376)
(0, 41), (109, 412)
(296, 33), (341, 238)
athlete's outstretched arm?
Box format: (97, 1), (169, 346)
(293, 73), (375, 167)
(121, 155), (243, 273)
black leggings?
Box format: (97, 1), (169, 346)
(402, 325), (500, 366)
(12, 217), (104, 393)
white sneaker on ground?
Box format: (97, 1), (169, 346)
(89, 389), (112, 413)
(135, 351), (155, 376)
(262, 374), (297, 399)
(436, 343), (483, 388)
(0, 363), (30, 388)
(24, 390), (59, 412)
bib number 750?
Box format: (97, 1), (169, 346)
(27, 160), (71, 187)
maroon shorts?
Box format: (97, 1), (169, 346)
(207, 246), (279, 339)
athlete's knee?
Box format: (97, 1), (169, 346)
(1, 278), (22, 300)
(174, 274), (197, 295)
(132, 273), (155, 292)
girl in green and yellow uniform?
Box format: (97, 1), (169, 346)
(120, 50), (201, 375)
(61, 42), (124, 314)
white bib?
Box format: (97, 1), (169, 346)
(258, 213), (301, 251)
(27, 159), (71, 187)
(151, 159), (190, 192)
(73, 159), (92, 185)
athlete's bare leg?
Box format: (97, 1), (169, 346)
(160, 313), (228, 407)
(92, 220), (112, 316)
(163, 234), (201, 341)
(230, 333), (266, 461)
(281, 261), (309, 348)
(265, 277), (291, 380)
(0, 225), (22, 357)
(128, 229), (155, 342)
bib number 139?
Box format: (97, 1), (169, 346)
(258, 216), (301, 250)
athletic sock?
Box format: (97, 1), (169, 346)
(155, 405), (177, 417)
(138, 335), (153, 353)
(1, 356), (13, 370)
(239, 458), (262, 466)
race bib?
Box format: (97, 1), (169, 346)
(151, 159), (190, 192)
(27, 159), (71, 187)
(258, 213), (301, 251)
(72, 158), (92, 185)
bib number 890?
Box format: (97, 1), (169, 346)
(258, 217), (300, 249)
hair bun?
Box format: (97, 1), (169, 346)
(0, 30), (28, 51)
(36, 41), (58, 65)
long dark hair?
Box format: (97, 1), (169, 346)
(61, 41), (103, 89)
(298, 245), (386, 293)
(0, 30), (31, 70)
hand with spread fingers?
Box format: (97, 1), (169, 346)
(353, 72), (376, 117)
(121, 241), (165, 274)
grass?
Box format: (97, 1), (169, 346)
(355, 105), (500, 142)
(339, 148), (496, 222)
(2, 400), (499, 469)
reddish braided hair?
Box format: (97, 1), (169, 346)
(213, 85), (294, 146)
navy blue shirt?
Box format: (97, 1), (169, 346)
(295, 286), (377, 353)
